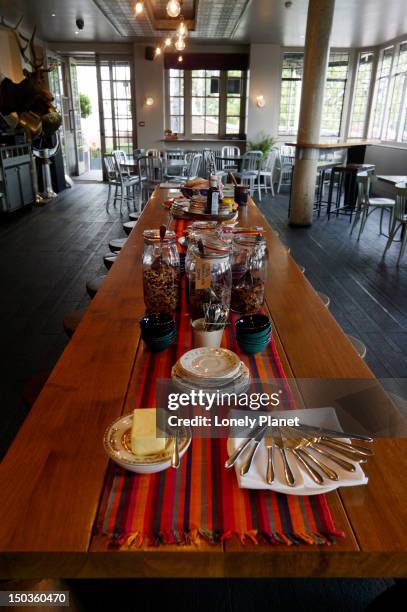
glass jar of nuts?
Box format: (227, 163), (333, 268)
(231, 233), (268, 314)
(142, 229), (180, 313)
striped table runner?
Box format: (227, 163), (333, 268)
(97, 218), (344, 547)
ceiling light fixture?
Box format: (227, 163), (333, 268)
(51, 13), (56, 17)
(155, 46), (162, 55)
(135, 1), (144, 15)
(175, 37), (185, 51)
(177, 17), (188, 38)
(178, 55), (183, 63)
(167, 0), (181, 18)
(164, 37), (172, 47)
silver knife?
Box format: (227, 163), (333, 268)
(224, 425), (267, 469)
(264, 429), (274, 484)
(296, 423), (373, 442)
(274, 428), (296, 487)
(240, 427), (267, 476)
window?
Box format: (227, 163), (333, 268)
(99, 60), (133, 154)
(278, 52), (349, 136)
(168, 69), (184, 134)
(349, 52), (374, 138)
(191, 69), (220, 134)
(278, 53), (303, 135)
(384, 42), (407, 141)
(368, 42), (407, 143)
(321, 52), (349, 136)
(369, 47), (393, 138)
(165, 68), (247, 138)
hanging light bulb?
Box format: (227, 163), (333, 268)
(177, 19), (188, 38)
(175, 37), (185, 51)
(135, 1), (144, 15)
(164, 37), (172, 47)
(155, 46), (162, 56)
(166, 0), (181, 18)
(178, 55), (183, 63)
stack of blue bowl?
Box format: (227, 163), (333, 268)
(235, 314), (272, 355)
(139, 313), (176, 352)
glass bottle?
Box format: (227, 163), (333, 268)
(231, 233), (268, 314)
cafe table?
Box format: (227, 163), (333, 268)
(0, 188), (407, 580)
(377, 175), (407, 186)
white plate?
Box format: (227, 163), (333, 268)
(227, 407), (369, 496)
(171, 362), (251, 393)
(179, 348), (241, 380)
(104, 413), (191, 474)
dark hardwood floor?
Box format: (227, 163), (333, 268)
(1, 181), (406, 458)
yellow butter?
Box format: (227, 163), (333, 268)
(131, 408), (166, 456)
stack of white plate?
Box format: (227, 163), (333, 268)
(171, 347), (250, 393)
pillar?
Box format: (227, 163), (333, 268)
(290, 0), (335, 226)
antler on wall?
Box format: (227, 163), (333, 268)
(0, 15), (45, 72)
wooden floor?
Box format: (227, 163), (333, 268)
(1, 182), (407, 458)
(0, 181), (404, 603)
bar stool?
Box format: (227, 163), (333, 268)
(86, 275), (107, 299)
(317, 292), (330, 308)
(63, 308), (86, 338)
(109, 238), (127, 253)
(316, 289), (367, 359)
(327, 164), (375, 221)
(103, 253), (118, 270)
(383, 183), (407, 266)
(129, 212), (139, 222)
(123, 221), (137, 236)
(348, 335), (367, 359)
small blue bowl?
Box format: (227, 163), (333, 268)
(235, 314), (272, 335)
(236, 327), (271, 341)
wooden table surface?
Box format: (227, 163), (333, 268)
(377, 175), (407, 185)
(1, 188), (407, 579)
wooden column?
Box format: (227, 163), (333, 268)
(290, 0), (336, 226)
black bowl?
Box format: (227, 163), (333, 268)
(139, 313), (176, 337)
(235, 314), (272, 335)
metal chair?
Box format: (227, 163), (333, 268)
(221, 145), (241, 172)
(383, 182), (407, 266)
(260, 149), (278, 197)
(236, 151), (263, 201)
(146, 149), (161, 157)
(112, 152), (140, 216)
(103, 154), (121, 212)
(186, 152), (203, 181)
(274, 146), (294, 194)
(138, 155), (163, 198)
(351, 175), (395, 241)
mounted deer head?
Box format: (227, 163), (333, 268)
(0, 16), (61, 137)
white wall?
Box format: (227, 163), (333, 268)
(246, 44), (282, 145)
(0, 30), (24, 82)
(133, 44), (165, 150)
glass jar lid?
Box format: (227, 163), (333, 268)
(143, 229), (176, 244)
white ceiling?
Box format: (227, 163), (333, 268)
(0, 0), (406, 47)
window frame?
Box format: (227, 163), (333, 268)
(165, 68), (247, 139)
(277, 48), (352, 139)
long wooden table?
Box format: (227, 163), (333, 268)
(1, 188), (407, 579)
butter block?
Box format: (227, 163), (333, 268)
(131, 408), (166, 456)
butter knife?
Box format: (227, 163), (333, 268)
(296, 423), (373, 442)
(275, 428), (295, 487)
(224, 425), (267, 469)
(240, 427), (267, 476)
(264, 430), (274, 484)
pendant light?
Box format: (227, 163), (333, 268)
(166, 1), (181, 18)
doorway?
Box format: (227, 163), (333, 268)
(72, 56), (135, 182)
(76, 64), (102, 181)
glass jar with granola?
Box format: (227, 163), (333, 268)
(142, 229), (180, 313)
(231, 233), (268, 314)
